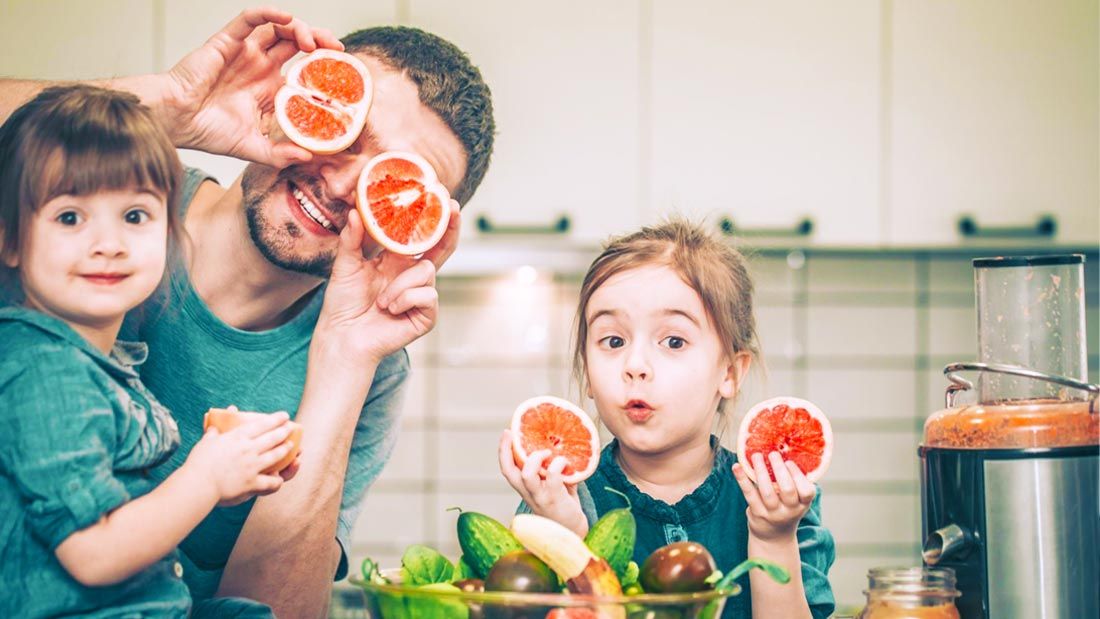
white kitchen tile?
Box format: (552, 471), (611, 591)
(929, 258), (976, 292)
(437, 284), (558, 362)
(756, 304), (799, 360)
(436, 428), (510, 482)
(806, 369), (918, 420)
(822, 494), (921, 547)
(375, 429), (428, 483)
(748, 255), (799, 294)
(807, 307), (918, 358)
(827, 431), (920, 482)
(436, 367), (565, 426)
(399, 367), (431, 429)
(351, 490), (428, 555)
(807, 257), (916, 293)
(928, 307), (977, 358)
(432, 491), (524, 558)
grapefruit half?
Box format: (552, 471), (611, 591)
(736, 396), (832, 483)
(203, 408), (303, 475)
(510, 396), (601, 485)
(275, 49), (372, 154)
(356, 151), (451, 255)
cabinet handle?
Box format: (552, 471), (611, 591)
(718, 216), (813, 238)
(957, 215), (1056, 238)
(476, 215), (571, 235)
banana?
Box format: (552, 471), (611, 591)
(511, 514), (625, 618)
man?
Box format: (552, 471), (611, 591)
(0, 8), (494, 616)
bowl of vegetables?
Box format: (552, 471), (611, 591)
(350, 509), (789, 619)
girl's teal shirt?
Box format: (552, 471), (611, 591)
(0, 307), (189, 617)
(524, 438), (835, 619)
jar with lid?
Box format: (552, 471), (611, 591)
(856, 567), (960, 619)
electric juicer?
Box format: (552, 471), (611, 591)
(918, 255), (1099, 618)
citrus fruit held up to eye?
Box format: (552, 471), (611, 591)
(510, 396), (600, 485)
(274, 49), (372, 154)
(356, 151), (451, 255)
(202, 408), (303, 475)
(736, 396), (833, 483)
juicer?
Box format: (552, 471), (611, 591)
(918, 255), (1099, 618)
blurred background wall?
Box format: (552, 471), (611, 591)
(2, 1), (1097, 614)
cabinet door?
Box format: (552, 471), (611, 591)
(409, 1), (643, 244)
(650, 1), (882, 246)
(159, 1), (400, 186)
(890, 0), (1099, 246)
(0, 0), (155, 79)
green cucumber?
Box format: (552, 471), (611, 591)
(583, 493), (637, 579)
(456, 511), (524, 579)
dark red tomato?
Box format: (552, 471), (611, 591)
(638, 541), (718, 594)
(484, 551), (558, 619)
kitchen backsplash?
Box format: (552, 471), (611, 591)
(343, 248), (1099, 612)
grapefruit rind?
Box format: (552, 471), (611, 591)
(510, 395), (601, 485)
(275, 49), (372, 155)
(203, 408), (303, 475)
(356, 151), (451, 256)
(735, 396), (833, 483)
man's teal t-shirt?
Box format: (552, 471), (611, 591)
(119, 168), (411, 601)
(527, 439), (836, 619)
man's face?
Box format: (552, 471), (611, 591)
(241, 54), (466, 277)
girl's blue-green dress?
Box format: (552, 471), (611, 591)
(0, 307), (271, 618)
(525, 437), (835, 619)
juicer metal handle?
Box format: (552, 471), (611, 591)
(944, 362), (1100, 413)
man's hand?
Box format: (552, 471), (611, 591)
(314, 203), (460, 367)
(157, 7), (343, 167)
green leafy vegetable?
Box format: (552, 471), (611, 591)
(400, 545), (456, 586)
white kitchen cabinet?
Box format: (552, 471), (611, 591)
(159, 0), (400, 186)
(0, 0), (155, 80)
(649, 1), (882, 246)
(408, 1), (643, 244)
(890, 0), (1099, 246)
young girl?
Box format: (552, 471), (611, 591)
(498, 220), (835, 619)
(0, 86), (296, 618)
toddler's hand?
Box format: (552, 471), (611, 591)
(187, 411), (295, 506)
(733, 452), (817, 543)
(498, 430), (589, 538)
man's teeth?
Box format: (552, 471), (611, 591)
(292, 187), (336, 232)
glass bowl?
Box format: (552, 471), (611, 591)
(349, 570), (740, 619)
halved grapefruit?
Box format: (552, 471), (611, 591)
(203, 408), (303, 475)
(736, 396), (833, 483)
(356, 151), (451, 255)
(510, 396), (601, 485)
(275, 49), (372, 154)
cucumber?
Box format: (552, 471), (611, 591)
(456, 512), (524, 579)
(584, 507), (636, 579)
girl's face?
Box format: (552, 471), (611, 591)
(584, 264), (749, 456)
(8, 188), (168, 336)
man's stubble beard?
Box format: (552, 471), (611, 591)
(241, 165), (336, 278)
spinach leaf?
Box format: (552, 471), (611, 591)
(400, 545), (456, 586)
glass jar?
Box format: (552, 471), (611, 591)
(856, 567), (960, 619)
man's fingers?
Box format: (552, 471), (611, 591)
(384, 286), (439, 317)
(422, 202), (461, 270)
(273, 18), (318, 52)
(377, 260), (437, 309)
(220, 7), (293, 46)
(312, 28), (345, 51)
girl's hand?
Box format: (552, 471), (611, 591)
(733, 452), (817, 543)
(187, 412), (296, 506)
(313, 207), (458, 368)
(497, 430), (589, 538)
(158, 7), (342, 167)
